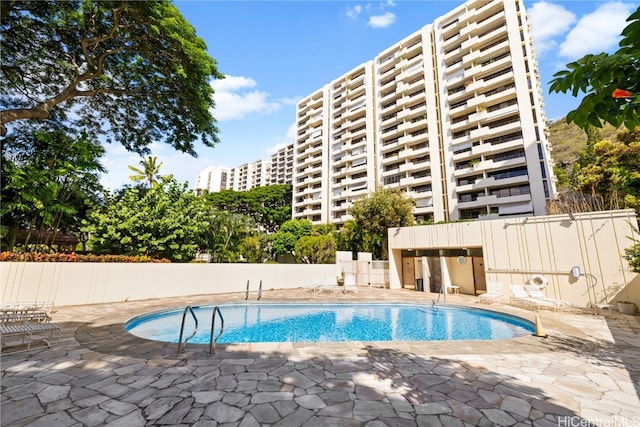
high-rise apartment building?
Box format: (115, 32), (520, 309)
(194, 166), (230, 195)
(268, 144), (295, 185)
(194, 143), (294, 195)
(293, 0), (555, 225)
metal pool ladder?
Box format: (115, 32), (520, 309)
(177, 305), (198, 355)
(245, 279), (263, 300)
(209, 306), (225, 356)
(432, 284), (445, 309)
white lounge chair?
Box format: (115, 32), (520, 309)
(478, 281), (503, 304)
(523, 285), (567, 311)
(509, 284), (558, 311)
(343, 274), (358, 293)
(314, 277), (339, 294)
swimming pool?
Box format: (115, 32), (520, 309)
(126, 303), (534, 343)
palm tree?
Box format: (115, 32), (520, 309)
(128, 156), (163, 187)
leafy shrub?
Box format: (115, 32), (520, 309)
(0, 252), (170, 263)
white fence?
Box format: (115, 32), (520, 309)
(1, 262), (337, 307)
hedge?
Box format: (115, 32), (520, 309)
(0, 252), (171, 263)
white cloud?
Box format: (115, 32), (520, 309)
(211, 75), (256, 92)
(346, 5), (362, 19)
(529, 2), (576, 55)
(278, 96), (301, 106)
(368, 12), (396, 28)
(266, 122), (297, 156)
(347, 1), (396, 26)
(210, 75), (282, 121)
(559, 2), (634, 59)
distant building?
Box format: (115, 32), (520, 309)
(194, 143), (294, 195)
(194, 166), (230, 195)
(293, 0), (555, 225)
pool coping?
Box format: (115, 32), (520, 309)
(124, 301), (537, 346)
(72, 291), (590, 360)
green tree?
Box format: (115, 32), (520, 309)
(549, 7), (640, 131)
(202, 211), (254, 263)
(335, 219), (364, 256)
(85, 177), (206, 261)
(1, 128), (105, 250)
(575, 136), (640, 212)
(272, 218), (313, 256)
(128, 156), (163, 187)
(238, 236), (262, 263)
(1, 1), (223, 154)
(313, 223), (336, 236)
(206, 184), (292, 233)
(295, 235), (336, 264)
(349, 188), (416, 260)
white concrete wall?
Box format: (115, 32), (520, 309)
(1, 263), (336, 307)
(388, 209), (640, 308)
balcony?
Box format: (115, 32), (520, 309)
(459, 21), (478, 37)
(485, 87), (516, 107)
(380, 76), (398, 91)
(445, 59), (464, 74)
(404, 79), (424, 94)
(408, 102), (428, 116)
(493, 193), (532, 205)
(380, 90), (397, 102)
(400, 175), (425, 186)
(466, 94), (487, 109)
(333, 166), (348, 178)
(477, 25), (506, 48)
(479, 37), (509, 58)
(461, 36), (479, 51)
(457, 197), (490, 209)
(480, 55), (511, 76)
(487, 119), (521, 136)
(380, 101), (399, 114)
(450, 116), (471, 131)
(475, 10), (505, 32)
(486, 103), (519, 121)
(462, 49), (481, 67)
(483, 136), (523, 153)
(444, 70), (465, 87)
(483, 69), (514, 89)
(384, 180), (402, 190)
(476, 174), (529, 188)
(469, 126), (490, 140)
(490, 155), (526, 170)
(307, 176), (322, 184)
(449, 99), (474, 115)
(444, 45), (462, 60)
(468, 109), (487, 123)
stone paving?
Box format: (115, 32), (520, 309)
(1, 288), (640, 426)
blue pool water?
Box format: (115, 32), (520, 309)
(125, 303), (534, 344)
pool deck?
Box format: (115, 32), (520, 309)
(2, 287), (639, 426)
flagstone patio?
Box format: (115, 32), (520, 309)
(2, 288), (639, 426)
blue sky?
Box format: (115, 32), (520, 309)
(100, 0), (639, 190)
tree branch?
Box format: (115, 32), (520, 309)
(80, 5), (124, 69)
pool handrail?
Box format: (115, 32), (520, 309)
(432, 283), (446, 309)
(245, 279), (263, 301)
(208, 306), (225, 356)
(177, 305), (198, 355)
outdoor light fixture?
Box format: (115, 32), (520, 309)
(570, 265), (581, 279)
